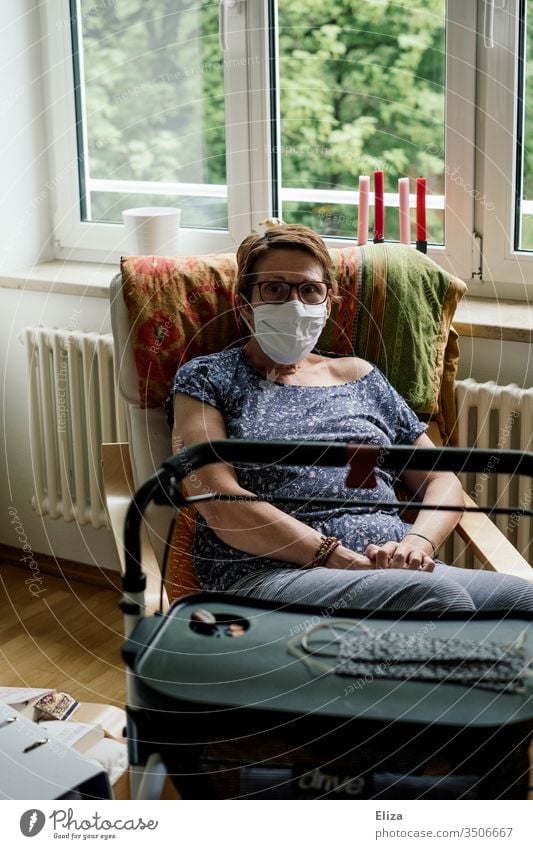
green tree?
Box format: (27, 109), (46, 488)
(82, 0), (223, 184)
(277, 0), (444, 238)
(79, 0), (445, 237)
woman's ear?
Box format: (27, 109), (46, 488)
(235, 293), (254, 330)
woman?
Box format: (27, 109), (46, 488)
(171, 224), (533, 613)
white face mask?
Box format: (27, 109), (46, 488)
(243, 299), (328, 365)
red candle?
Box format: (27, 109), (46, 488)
(373, 170), (384, 242)
(416, 177), (427, 242)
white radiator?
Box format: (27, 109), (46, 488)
(22, 326), (128, 528)
(454, 378), (533, 565)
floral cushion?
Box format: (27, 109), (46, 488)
(120, 253), (238, 408)
(120, 244), (466, 442)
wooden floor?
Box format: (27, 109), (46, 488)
(0, 561), (183, 799)
(0, 562), (126, 707)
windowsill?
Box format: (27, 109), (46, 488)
(1, 260), (533, 343)
(453, 298), (533, 344)
(0, 260), (118, 299)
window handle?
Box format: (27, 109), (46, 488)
(484, 0), (507, 49)
(219, 0), (237, 53)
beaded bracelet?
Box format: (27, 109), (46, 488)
(306, 535), (340, 569)
(404, 532), (437, 557)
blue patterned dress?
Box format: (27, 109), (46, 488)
(171, 348), (426, 591)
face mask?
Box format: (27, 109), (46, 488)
(242, 299), (328, 365)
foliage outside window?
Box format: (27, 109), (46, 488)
(277, 0), (446, 243)
(79, 0), (226, 229)
(76, 0), (445, 243)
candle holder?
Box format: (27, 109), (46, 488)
(416, 240), (427, 254)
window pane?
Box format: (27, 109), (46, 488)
(276, 0), (446, 244)
(519, 1), (533, 250)
(74, 1), (227, 228)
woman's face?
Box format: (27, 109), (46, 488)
(242, 248), (332, 317)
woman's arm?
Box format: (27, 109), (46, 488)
(173, 393), (371, 570)
(366, 432), (464, 571)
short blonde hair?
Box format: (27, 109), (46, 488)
(235, 223), (337, 299)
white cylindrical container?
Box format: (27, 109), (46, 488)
(122, 207), (181, 255)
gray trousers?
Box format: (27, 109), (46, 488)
(228, 562), (533, 614)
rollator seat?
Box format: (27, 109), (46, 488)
(123, 593), (533, 800)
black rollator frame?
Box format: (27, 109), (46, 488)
(121, 440), (533, 801)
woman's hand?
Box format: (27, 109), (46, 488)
(365, 540), (435, 572)
(326, 545), (374, 571)
(397, 432), (464, 563)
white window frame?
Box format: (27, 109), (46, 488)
(435, 0), (478, 280)
(472, 0), (533, 300)
(40, 0), (480, 284)
(39, 0), (273, 261)
(270, 0), (477, 283)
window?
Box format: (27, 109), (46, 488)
(473, 0), (533, 297)
(42, 0), (262, 257)
(77, 2), (228, 230)
(276, 0), (446, 244)
(42, 1), (532, 296)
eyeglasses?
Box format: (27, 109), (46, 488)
(250, 279), (330, 305)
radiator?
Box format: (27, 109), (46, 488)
(22, 326), (128, 528)
(453, 378), (533, 566)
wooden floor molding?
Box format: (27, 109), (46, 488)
(0, 543), (122, 590)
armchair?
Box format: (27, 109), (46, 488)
(103, 243), (531, 609)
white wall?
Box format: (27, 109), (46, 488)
(0, 287), (117, 569)
(0, 2), (54, 271)
(457, 336), (533, 388)
(0, 3), (118, 569)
